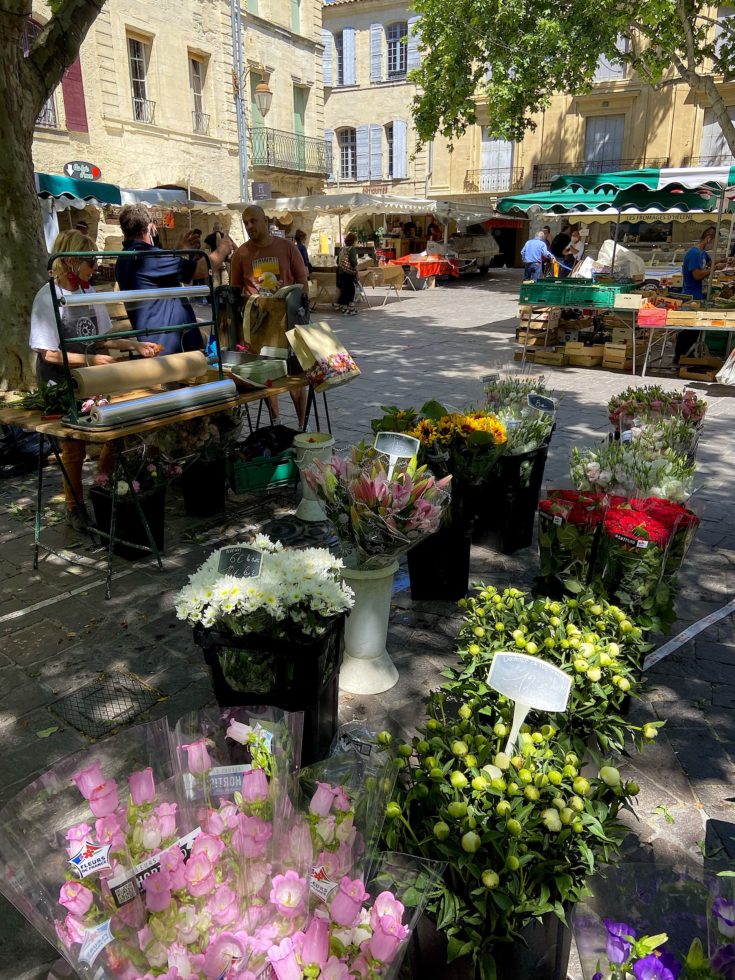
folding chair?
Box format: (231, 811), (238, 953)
(355, 277), (371, 308)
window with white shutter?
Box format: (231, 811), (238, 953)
(392, 119), (408, 178)
(407, 15), (421, 71)
(321, 29), (333, 87)
(370, 23), (384, 83)
(387, 22), (408, 77)
(338, 128), (357, 179)
(356, 124), (370, 180)
(700, 107), (735, 165)
(479, 129), (514, 190)
(343, 28), (356, 85)
(593, 36), (628, 82)
(385, 123), (394, 176)
(325, 128), (334, 180)
(583, 114), (625, 170)
(369, 124), (383, 178)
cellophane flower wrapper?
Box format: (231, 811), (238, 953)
(538, 490), (625, 584)
(298, 751), (397, 907)
(305, 446), (451, 570)
(0, 720), (180, 979)
(265, 851), (445, 980)
(707, 876), (735, 970)
(570, 442), (696, 504)
(484, 375), (548, 415)
(630, 496), (701, 581)
(407, 409), (508, 489)
(608, 384), (707, 430)
(599, 508), (673, 620)
(171, 708), (311, 978)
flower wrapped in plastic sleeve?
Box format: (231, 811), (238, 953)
(305, 445), (451, 570)
(599, 509), (673, 626)
(538, 490), (624, 585)
(630, 496), (700, 581)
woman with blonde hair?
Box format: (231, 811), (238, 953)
(29, 229), (159, 532)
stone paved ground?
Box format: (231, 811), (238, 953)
(2, 270), (734, 978)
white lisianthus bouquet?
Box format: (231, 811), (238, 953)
(175, 534), (354, 639)
(570, 442), (696, 503)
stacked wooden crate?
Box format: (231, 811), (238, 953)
(516, 306), (560, 347)
(565, 341), (605, 367)
(602, 340), (648, 371)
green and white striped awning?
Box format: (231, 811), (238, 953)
(496, 186), (722, 216)
(550, 166), (735, 194)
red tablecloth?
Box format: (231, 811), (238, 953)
(387, 256), (460, 278)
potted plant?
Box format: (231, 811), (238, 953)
(175, 534), (354, 763)
(305, 444), (450, 694)
(89, 441), (181, 560)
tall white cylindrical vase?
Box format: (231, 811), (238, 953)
(293, 432), (335, 522)
(340, 561), (399, 695)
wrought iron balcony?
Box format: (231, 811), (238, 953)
(192, 110), (210, 135)
(464, 167), (525, 193)
(35, 97), (58, 129)
(531, 157), (669, 189)
(249, 127), (332, 175)
(132, 97), (156, 124)
(683, 154), (735, 167)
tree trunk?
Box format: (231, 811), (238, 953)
(0, 21), (45, 391)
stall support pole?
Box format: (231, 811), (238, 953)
(705, 191), (727, 306)
(610, 210), (621, 274)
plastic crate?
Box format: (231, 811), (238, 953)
(519, 279), (637, 308)
(227, 449), (298, 493)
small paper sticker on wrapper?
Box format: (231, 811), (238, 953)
(79, 919), (114, 966)
(309, 864), (339, 901)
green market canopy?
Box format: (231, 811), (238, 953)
(35, 172), (122, 208)
(549, 166), (735, 194)
(496, 186), (721, 216)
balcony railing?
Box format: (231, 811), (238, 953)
(132, 97), (156, 124)
(249, 127), (332, 175)
(683, 154), (735, 168)
(36, 97), (58, 129)
(531, 157), (669, 189)
(464, 167), (525, 193)
(192, 110), (210, 136)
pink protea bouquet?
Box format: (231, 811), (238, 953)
(305, 444), (451, 569)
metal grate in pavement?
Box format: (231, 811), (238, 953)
(50, 670), (161, 739)
(260, 515), (340, 551)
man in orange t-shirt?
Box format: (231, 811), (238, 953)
(230, 205), (309, 426)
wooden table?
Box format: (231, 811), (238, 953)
(0, 374), (328, 597)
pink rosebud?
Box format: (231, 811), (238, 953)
(329, 876), (370, 927)
(88, 780), (119, 818)
(128, 767), (155, 805)
(269, 870), (308, 918)
(267, 937), (302, 980)
(181, 739), (212, 775)
(309, 781), (336, 817)
(58, 881), (94, 917)
(301, 911), (329, 969)
(72, 761), (105, 800)
(155, 802), (178, 839)
(185, 852), (215, 898)
(143, 868), (172, 913)
(241, 767), (269, 803)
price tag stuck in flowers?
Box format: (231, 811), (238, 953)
(481, 372), (500, 384)
(373, 431), (420, 479)
(487, 652), (572, 753)
(528, 393), (556, 414)
(218, 547), (263, 579)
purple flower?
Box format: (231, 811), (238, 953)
(128, 767), (155, 805)
(713, 898), (735, 939)
(632, 953), (677, 980)
(711, 943), (735, 980)
(604, 918), (637, 965)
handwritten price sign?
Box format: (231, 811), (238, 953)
(218, 547), (263, 579)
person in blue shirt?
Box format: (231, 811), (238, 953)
(115, 204), (234, 355)
(293, 229), (313, 274)
(676, 227), (716, 362)
(521, 232), (554, 281)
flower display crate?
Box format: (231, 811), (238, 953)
(227, 449), (298, 494)
(89, 485), (166, 561)
(473, 445), (550, 553)
(193, 616), (345, 765)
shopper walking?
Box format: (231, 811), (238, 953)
(335, 232), (359, 314)
(521, 232), (554, 282)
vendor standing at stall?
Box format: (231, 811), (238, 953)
(676, 227), (716, 362)
(30, 229), (159, 532)
(521, 231), (555, 282)
(230, 204), (309, 428)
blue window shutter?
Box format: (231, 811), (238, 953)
(321, 30), (333, 86)
(370, 24), (383, 82)
(343, 28), (356, 85)
(325, 127), (334, 179)
(356, 125), (370, 180)
(369, 123), (382, 178)
(392, 119), (407, 178)
(407, 15), (421, 71)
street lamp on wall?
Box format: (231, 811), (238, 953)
(254, 80), (273, 118)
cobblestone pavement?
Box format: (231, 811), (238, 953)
(2, 270), (734, 977)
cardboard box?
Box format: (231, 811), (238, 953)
(613, 293), (644, 310)
(534, 348), (569, 366)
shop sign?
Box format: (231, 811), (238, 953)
(64, 161), (102, 181)
(252, 181), (272, 200)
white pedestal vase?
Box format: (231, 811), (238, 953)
(293, 432), (335, 522)
(340, 561), (399, 695)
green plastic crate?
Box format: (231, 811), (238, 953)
(228, 450), (298, 494)
(519, 279), (637, 308)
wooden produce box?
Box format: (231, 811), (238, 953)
(517, 329), (559, 346)
(566, 341), (604, 367)
(534, 348), (569, 366)
(678, 365), (721, 381)
(666, 310), (697, 327)
(513, 350), (536, 362)
(695, 311), (727, 327)
(568, 352), (604, 367)
(613, 292), (644, 310)
(517, 306), (561, 326)
(602, 341), (647, 371)
(679, 354), (724, 369)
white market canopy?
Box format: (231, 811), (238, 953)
(120, 188), (230, 214)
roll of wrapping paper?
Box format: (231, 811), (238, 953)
(87, 380), (237, 428)
(70, 351), (209, 397)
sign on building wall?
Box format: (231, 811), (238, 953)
(63, 161), (102, 181)
(252, 181), (272, 200)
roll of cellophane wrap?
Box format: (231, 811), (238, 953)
(71, 351), (209, 397)
(87, 380), (237, 427)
